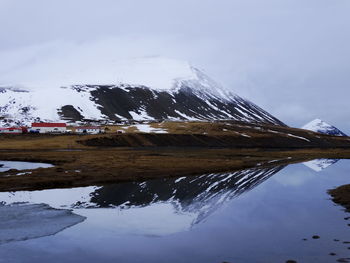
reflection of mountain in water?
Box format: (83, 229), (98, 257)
(303, 159), (339, 172)
(0, 165), (286, 236)
(0, 203), (85, 244)
(88, 165), (285, 224)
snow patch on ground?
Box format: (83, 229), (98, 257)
(286, 134), (310, 142)
(132, 124), (168, 133)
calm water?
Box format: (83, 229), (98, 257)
(0, 159), (349, 263)
(0, 160), (53, 173)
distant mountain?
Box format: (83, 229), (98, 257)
(302, 119), (347, 136)
(0, 57), (285, 126)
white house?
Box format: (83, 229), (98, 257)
(31, 123), (67, 133)
(0, 127), (23, 134)
(76, 126), (103, 134)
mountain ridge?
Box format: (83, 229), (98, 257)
(0, 57), (285, 126)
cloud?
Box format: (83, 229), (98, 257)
(0, 0), (350, 131)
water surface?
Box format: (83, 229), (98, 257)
(0, 159), (349, 263)
(0, 160), (53, 173)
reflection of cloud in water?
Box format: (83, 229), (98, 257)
(303, 159), (339, 172)
(77, 203), (197, 236)
(274, 169), (316, 187)
(0, 186), (100, 208)
(275, 159), (340, 187)
(0, 203), (85, 244)
(0, 165), (285, 236)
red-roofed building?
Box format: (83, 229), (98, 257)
(31, 123), (67, 133)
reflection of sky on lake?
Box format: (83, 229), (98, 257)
(274, 167), (317, 186)
(0, 160), (53, 172)
(0, 160), (349, 263)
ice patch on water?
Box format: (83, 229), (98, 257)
(0, 203), (85, 244)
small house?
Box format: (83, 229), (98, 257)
(31, 123), (67, 133)
(0, 127), (23, 134)
(76, 126), (103, 134)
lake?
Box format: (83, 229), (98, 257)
(0, 160), (53, 173)
(0, 159), (349, 263)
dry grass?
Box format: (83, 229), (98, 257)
(0, 121), (350, 192)
(104, 125), (139, 133)
(0, 134), (100, 150)
(0, 122), (297, 149)
(1, 147), (350, 192)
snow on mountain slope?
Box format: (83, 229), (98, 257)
(0, 86), (102, 124)
(0, 57), (284, 126)
(302, 119), (347, 136)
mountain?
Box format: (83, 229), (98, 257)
(0, 57), (284, 126)
(302, 119), (347, 136)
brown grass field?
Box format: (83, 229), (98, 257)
(1, 121), (350, 192)
(1, 147), (350, 192)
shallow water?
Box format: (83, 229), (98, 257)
(0, 160), (53, 173)
(0, 159), (349, 262)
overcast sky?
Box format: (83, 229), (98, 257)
(0, 0), (349, 131)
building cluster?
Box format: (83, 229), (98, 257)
(0, 123), (104, 134)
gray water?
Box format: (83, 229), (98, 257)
(0, 160), (53, 173)
(0, 159), (349, 263)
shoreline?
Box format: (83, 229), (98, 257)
(329, 184), (350, 213)
(1, 121), (350, 192)
(1, 147), (350, 192)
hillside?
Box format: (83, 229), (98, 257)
(78, 121), (350, 149)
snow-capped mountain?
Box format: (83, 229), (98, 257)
(302, 119), (347, 136)
(0, 57), (284, 126)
